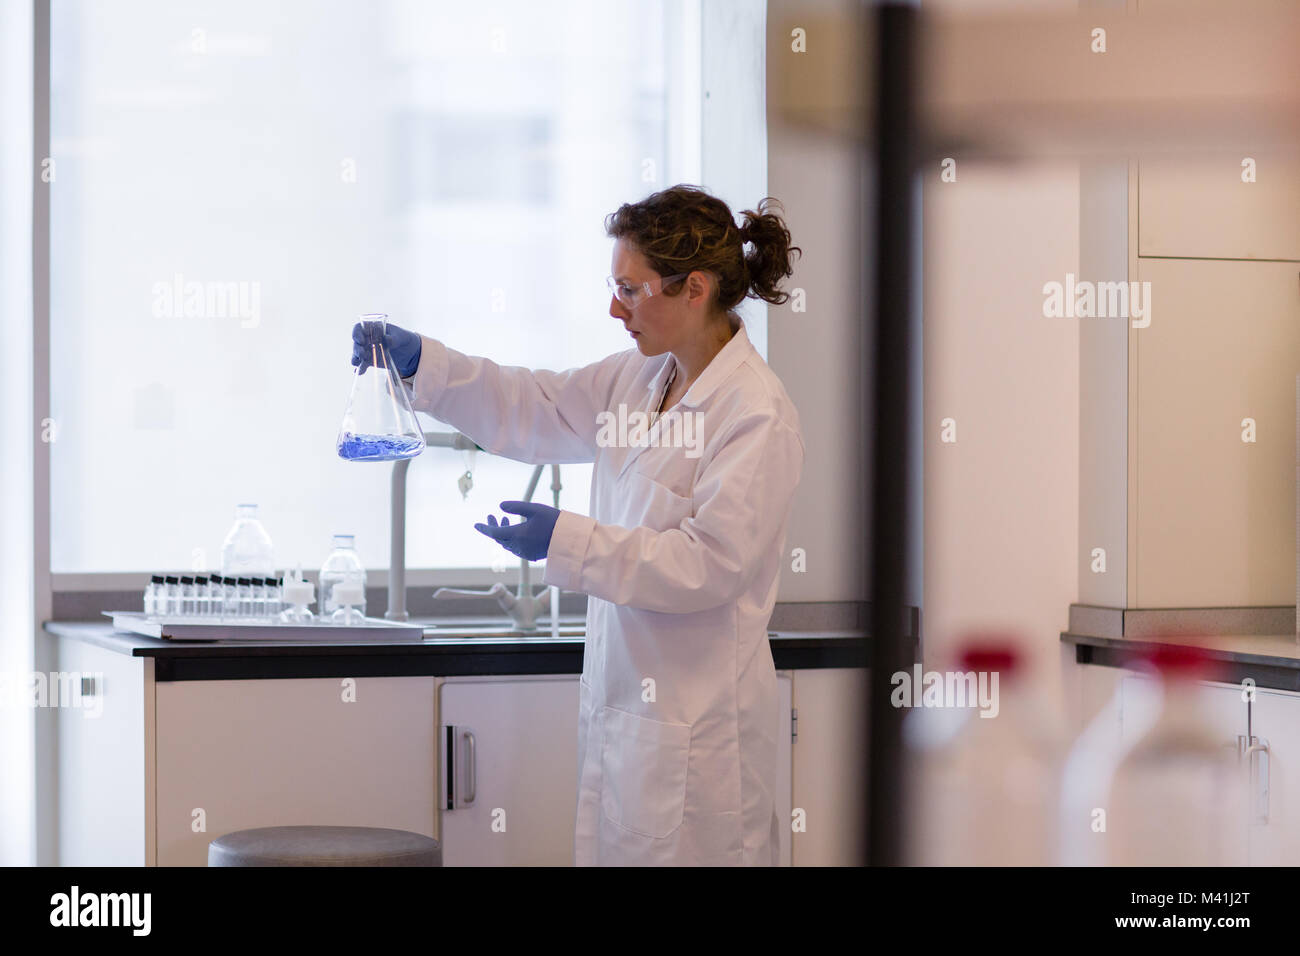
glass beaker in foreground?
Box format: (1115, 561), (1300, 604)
(337, 313), (425, 462)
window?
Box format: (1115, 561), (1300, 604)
(50, 0), (700, 577)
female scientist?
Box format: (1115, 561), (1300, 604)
(351, 184), (804, 866)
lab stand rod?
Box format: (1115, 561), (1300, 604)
(387, 431), (478, 621)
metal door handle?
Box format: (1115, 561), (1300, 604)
(463, 729), (476, 805)
(1244, 739), (1269, 824)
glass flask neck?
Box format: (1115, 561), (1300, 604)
(236, 503), (258, 520)
(332, 534), (355, 549)
(359, 313), (388, 347)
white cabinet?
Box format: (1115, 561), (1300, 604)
(55, 636), (151, 866)
(775, 672), (793, 866)
(438, 675), (581, 866)
(1118, 674), (1246, 745)
(1138, 151), (1300, 261)
(54, 638), (439, 867)
(437, 672), (795, 866)
(1105, 669), (1287, 865)
(1246, 688), (1300, 865)
(53, 630), (804, 866)
(1131, 257), (1300, 607)
(790, 667), (865, 866)
(155, 676), (437, 866)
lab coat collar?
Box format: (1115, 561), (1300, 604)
(643, 313), (751, 409)
(619, 316), (750, 480)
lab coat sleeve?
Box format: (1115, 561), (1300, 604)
(406, 334), (628, 465)
(542, 411), (804, 613)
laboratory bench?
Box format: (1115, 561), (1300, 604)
(42, 614), (874, 866)
(1062, 630), (1300, 692)
(1062, 619), (1300, 866)
(43, 616), (870, 679)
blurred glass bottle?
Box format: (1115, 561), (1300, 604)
(320, 534), (367, 621)
(903, 639), (1064, 865)
(220, 504), (275, 576)
(1104, 645), (1248, 866)
(337, 314), (425, 462)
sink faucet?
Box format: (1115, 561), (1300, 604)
(432, 462), (563, 630)
(385, 431), (565, 631)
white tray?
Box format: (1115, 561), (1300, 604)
(104, 610), (426, 643)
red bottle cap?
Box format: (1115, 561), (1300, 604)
(1126, 640), (1222, 680)
(955, 635), (1023, 675)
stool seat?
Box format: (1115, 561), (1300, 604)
(208, 825), (442, 867)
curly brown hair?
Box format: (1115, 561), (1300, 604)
(604, 184), (802, 311)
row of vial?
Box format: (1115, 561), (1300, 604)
(144, 574), (285, 621)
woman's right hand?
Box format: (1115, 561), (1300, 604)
(351, 321), (422, 377)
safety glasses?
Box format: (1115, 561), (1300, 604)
(606, 272), (690, 310)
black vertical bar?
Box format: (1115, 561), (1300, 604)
(866, 2), (917, 867)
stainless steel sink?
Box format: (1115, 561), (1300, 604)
(413, 619), (583, 640)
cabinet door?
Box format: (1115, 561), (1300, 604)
(55, 637), (150, 865)
(1132, 258), (1300, 606)
(1119, 675), (1246, 745)
(790, 668), (866, 866)
(1138, 151), (1300, 261)
(438, 675), (580, 866)
(1074, 662), (1127, 742)
(1247, 688), (1300, 865)
(776, 673), (793, 867)
(155, 676), (437, 866)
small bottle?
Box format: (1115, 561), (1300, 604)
(268, 574), (283, 618)
(206, 575), (224, 618)
(261, 574), (276, 621)
(194, 575), (210, 617)
(250, 577), (264, 619)
(144, 575), (164, 618)
(320, 534), (367, 619)
(330, 581), (366, 626)
(279, 567), (316, 623)
(237, 577), (253, 618)
(163, 575), (180, 616)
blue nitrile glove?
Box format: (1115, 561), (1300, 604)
(351, 320), (422, 377)
(474, 501), (561, 562)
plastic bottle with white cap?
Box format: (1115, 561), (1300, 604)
(320, 534), (367, 624)
(279, 568), (316, 623)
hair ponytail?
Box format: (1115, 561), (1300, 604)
(605, 185), (802, 312)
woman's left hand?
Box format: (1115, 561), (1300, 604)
(475, 501), (561, 561)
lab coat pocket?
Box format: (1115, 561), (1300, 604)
(620, 469), (693, 532)
(599, 706), (691, 839)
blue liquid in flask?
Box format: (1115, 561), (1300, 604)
(337, 432), (425, 462)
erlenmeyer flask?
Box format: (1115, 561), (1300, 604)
(337, 313), (425, 461)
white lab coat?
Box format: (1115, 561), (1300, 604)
(408, 314), (804, 865)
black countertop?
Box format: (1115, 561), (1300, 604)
(1063, 630), (1300, 692)
(45, 619), (872, 681)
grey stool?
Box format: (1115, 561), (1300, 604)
(208, 826), (441, 867)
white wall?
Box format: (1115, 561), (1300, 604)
(0, 0), (35, 867)
(767, 0), (872, 606)
(923, 161), (1080, 700)
(919, 0), (1082, 701)
(766, 0), (1082, 708)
